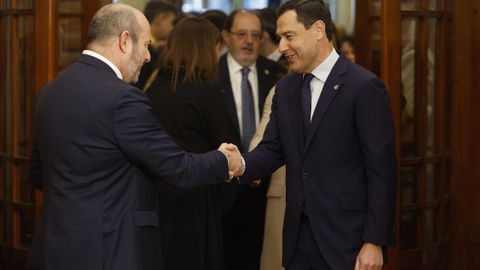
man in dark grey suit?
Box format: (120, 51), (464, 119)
(26, 4), (241, 270)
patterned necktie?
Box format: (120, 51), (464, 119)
(302, 73), (314, 139)
(241, 67), (255, 152)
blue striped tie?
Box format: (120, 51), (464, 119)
(241, 67), (255, 152)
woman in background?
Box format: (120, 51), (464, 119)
(145, 17), (238, 270)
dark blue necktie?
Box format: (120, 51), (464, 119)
(241, 67), (255, 152)
(302, 73), (314, 139)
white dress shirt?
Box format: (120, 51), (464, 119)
(267, 50), (283, 62)
(82, 50), (123, 80)
(308, 48), (340, 120)
(226, 53), (260, 135)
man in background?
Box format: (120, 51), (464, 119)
(257, 7), (288, 69)
(219, 9), (286, 270)
(135, 0), (177, 89)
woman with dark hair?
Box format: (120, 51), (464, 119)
(145, 17), (238, 270)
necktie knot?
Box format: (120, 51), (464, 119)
(241, 67), (250, 77)
(303, 73), (314, 85)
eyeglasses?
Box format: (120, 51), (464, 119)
(229, 30), (262, 41)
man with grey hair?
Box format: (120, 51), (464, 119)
(26, 3), (243, 270)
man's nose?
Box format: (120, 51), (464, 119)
(145, 49), (151, 63)
(278, 37), (288, 53)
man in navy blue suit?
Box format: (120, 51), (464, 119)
(26, 4), (242, 270)
(232, 1), (397, 269)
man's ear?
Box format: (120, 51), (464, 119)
(313, 20), (326, 40)
(221, 30), (230, 45)
(261, 31), (269, 44)
(119, 30), (131, 53)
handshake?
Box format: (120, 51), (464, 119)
(218, 143), (245, 180)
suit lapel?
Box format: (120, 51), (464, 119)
(287, 74), (306, 153)
(303, 56), (348, 155)
(219, 55), (240, 135)
(256, 57), (274, 115)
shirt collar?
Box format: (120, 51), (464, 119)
(267, 50), (282, 62)
(82, 50), (123, 80)
(310, 48), (339, 83)
(227, 53), (257, 74)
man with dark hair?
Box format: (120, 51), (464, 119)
(26, 3), (242, 270)
(134, 0), (177, 89)
(219, 8), (287, 270)
(257, 7), (287, 68)
(232, 0), (397, 269)
(144, 0), (177, 48)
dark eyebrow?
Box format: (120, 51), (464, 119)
(277, 30), (296, 37)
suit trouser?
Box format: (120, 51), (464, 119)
(286, 214), (332, 270)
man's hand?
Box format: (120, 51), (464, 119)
(354, 242), (383, 270)
(218, 143), (244, 179)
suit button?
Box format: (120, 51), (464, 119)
(296, 201), (303, 208)
(302, 172), (310, 180)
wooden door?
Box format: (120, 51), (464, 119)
(1, 0), (102, 268)
(0, 1), (36, 269)
(356, 0), (453, 269)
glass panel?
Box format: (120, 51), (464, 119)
(425, 207), (438, 245)
(58, 17), (82, 72)
(0, 17), (8, 154)
(401, 18), (418, 158)
(425, 163), (436, 201)
(401, 166), (419, 206)
(0, 205), (5, 243)
(445, 160), (451, 194)
(58, 0), (82, 14)
(428, 0), (438, 10)
(18, 207), (34, 248)
(4, 162), (11, 200)
(14, 0), (33, 9)
(3, 16), (13, 156)
(446, 0), (452, 12)
(0, 162), (4, 199)
(372, 20), (381, 76)
(18, 161), (35, 203)
(400, 210), (420, 250)
(16, 15), (35, 157)
(401, 0), (420, 10)
(372, 0), (381, 16)
(445, 20), (453, 153)
(426, 18), (437, 156)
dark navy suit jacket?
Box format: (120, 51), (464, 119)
(26, 54), (229, 270)
(242, 55), (397, 269)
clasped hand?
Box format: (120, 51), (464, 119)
(218, 143), (244, 180)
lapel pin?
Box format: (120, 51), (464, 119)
(333, 84), (339, 90)
(264, 69), (270, 75)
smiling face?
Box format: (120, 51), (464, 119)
(276, 10), (324, 73)
(223, 11), (262, 67)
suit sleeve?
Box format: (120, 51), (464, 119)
(355, 77), (397, 246)
(241, 86), (284, 183)
(112, 87), (229, 189)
